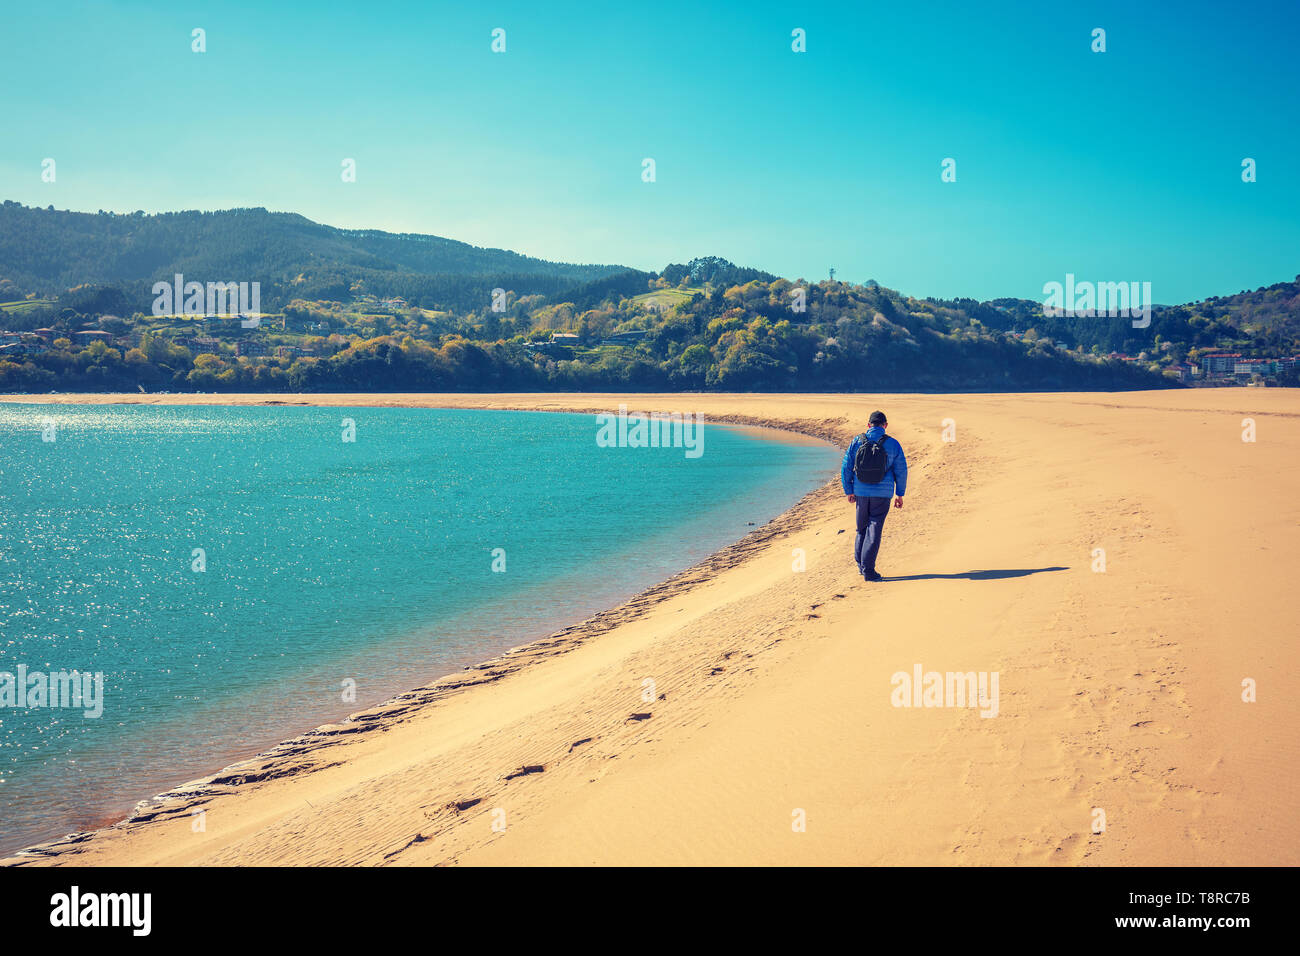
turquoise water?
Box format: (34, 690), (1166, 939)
(0, 403), (836, 853)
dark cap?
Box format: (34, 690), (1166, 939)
(868, 410), (887, 426)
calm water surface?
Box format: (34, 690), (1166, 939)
(0, 403), (837, 853)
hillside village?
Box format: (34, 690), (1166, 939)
(1, 204), (1296, 393)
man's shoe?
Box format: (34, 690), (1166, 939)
(863, 570), (884, 582)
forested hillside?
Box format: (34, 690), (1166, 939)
(2, 201), (1294, 394)
(935, 278), (1300, 367)
(0, 201), (625, 311)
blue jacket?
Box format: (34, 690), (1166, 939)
(841, 426), (908, 498)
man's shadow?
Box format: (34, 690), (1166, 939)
(884, 566), (1069, 582)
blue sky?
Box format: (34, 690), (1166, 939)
(2, 0), (1297, 303)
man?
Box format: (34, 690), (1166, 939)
(840, 410), (907, 582)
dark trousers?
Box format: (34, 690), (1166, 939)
(854, 496), (891, 575)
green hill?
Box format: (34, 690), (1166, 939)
(0, 201), (630, 312)
(928, 277), (1300, 369)
(2, 200), (1295, 394)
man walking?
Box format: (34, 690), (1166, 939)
(841, 410), (907, 582)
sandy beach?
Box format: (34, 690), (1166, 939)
(3, 389), (1296, 866)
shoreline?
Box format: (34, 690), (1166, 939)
(2, 395), (845, 862)
(3, 390), (1296, 866)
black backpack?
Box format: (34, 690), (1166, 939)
(853, 433), (889, 484)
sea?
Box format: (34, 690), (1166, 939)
(0, 402), (838, 853)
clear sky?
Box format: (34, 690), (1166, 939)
(2, 0), (1297, 303)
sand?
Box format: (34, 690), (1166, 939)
(2, 389), (1296, 866)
